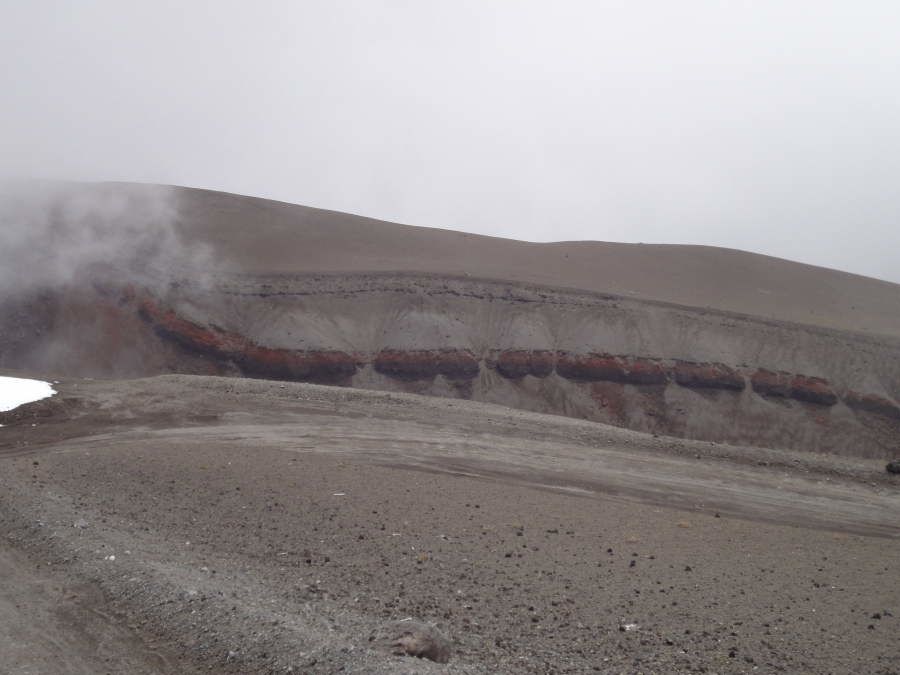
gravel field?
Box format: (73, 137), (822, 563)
(1, 374), (898, 674)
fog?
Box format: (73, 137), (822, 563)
(0, 182), (207, 294)
(2, 1), (899, 282)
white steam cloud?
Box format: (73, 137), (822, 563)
(0, 180), (207, 295)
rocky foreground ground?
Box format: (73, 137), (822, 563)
(1, 374), (898, 674)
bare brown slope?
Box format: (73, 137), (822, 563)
(171, 185), (900, 337)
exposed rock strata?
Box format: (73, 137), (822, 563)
(751, 369), (793, 398)
(372, 349), (479, 381)
(493, 350), (555, 379)
(788, 375), (839, 407)
(135, 298), (896, 428)
(672, 361), (745, 391)
(556, 353), (667, 385)
(138, 298), (357, 383)
(7, 276), (899, 459)
(844, 391), (900, 420)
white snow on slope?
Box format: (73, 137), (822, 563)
(0, 376), (56, 413)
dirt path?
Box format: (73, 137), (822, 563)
(127, 418), (899, 538)
(0, 546), (190, 675)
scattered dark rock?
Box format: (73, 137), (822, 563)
(886, 460), (900, 475)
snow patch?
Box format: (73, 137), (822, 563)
(0, 376), (57, 412)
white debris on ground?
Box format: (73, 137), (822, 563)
(0, 376), (57, 413)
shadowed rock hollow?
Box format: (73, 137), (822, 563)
(2, 183), (899, 458)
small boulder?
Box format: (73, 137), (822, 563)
(373, 620), (451, 664)
(886, 460), (900, 474)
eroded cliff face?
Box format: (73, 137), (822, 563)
(2, 274), (899, 459)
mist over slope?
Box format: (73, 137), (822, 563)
(0, 181), (209, 293)
(1, 182), (898, 458)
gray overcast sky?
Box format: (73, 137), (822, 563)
(2, 1), (900, 282)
